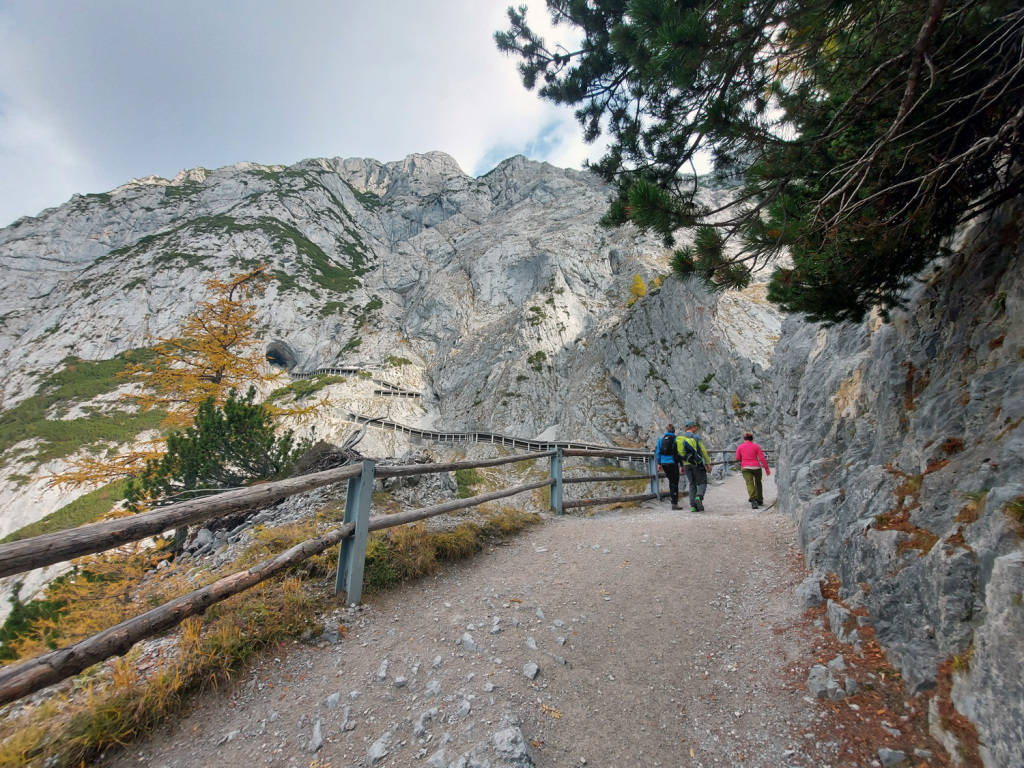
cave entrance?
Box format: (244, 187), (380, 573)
(266, 340), (299, 371)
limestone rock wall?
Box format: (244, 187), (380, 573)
(771, 202), (1024, 766)
(0, 152), (781, 541)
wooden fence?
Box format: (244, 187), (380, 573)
(0, 444), (677, 706)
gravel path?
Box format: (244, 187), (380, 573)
(109, 473), (836, 768)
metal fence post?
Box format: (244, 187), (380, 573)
(550, 448), (563, 514)
(722, 450), (730, 476)
(335, 458), (375, 604)
(648, 453), (660, 499)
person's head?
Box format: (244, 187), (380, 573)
(666, 423), (675, 433)
(685, 420), (697, 432)
(744, 431), (754, 441)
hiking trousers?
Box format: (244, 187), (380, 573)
(660, 463), (680, 505)
(684, 464), (707, 507)
(742, 468), (763, 504)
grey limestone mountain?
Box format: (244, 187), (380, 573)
(0, 151), (779, 535)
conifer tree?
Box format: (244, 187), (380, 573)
(497, 1), (1024, 322)
(132, 388), (306, 507)
(54, 265), (311, 489)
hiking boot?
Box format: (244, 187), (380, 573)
(694, 496), (705, 512)
(690, 505), (698, 513)
(751, 501), (759, 509)
(671, 504), (682, 510)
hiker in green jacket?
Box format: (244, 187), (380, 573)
(677, 421), (712, 512)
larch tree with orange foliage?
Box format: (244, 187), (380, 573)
(54, 265), (300, 491)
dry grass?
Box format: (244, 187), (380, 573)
(364, 506), (541, 592)
(0, 575), (317, 767)
(1004, 496), (1024, 536)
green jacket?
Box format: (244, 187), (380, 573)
(676, 433), (711, 467)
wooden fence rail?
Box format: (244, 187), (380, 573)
(0, 439), (765, 706)
(0, 463), (363, 581)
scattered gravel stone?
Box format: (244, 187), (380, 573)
(307, 719), (323, 753)
(525, 637), (538, 651)
(461, 633), (481, 652)
(376, 659), (389, 682)
(491, 717), (534, 765)
(878, 747), (907, 766)
(827, 655), (846, 671)
(536, 608), (545, 619)
(455, 699), (472, 719)
(215, 729), (239, 747)
(431, 655), (443, 668)
(323, 692), (341, 710)
(796, 574), (824, 607)
(414, 708), (438, 737)
(523, 663), (539, 680)
(366, 731), (393, 765)
(394, 676), (408, 688)
(425, 680), (442, 697)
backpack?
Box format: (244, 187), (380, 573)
(659, 434), (677, 462)
(680, 435), (704, 466)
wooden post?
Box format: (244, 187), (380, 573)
(648, 453), (660, 499)
(336, 459), (374, 603)
(550, 448), (563, 515)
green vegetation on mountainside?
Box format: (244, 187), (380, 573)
(0, 480), (133, 544)
(266, 374), (346, 404)
(0, 350), (165, 470)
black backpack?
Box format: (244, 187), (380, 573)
(659, 434), (677, 461)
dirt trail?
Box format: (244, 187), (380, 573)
(109, 474), (836, 768)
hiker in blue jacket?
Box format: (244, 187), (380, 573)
(656, 423), (683, 510)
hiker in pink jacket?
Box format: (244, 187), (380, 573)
(736, 432), (770, 509)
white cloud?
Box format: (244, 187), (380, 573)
(0, 0), (612, 227)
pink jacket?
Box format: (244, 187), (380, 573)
(736, 441), (769, 472)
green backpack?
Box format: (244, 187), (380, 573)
(680, 435), (704, 466)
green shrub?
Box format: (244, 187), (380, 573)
(266, 375), (344, 404)
(455, 468), (484, 499)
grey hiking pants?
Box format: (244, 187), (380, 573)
(684, 464), (707, 506)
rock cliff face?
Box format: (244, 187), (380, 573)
(771, 202), (1024, 767)
(0, 151), (780, 539)
(1, 149), (1021, 762)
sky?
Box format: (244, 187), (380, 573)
(0, 0), (607, 227)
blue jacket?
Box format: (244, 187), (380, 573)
(657, 431), (679, 465)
